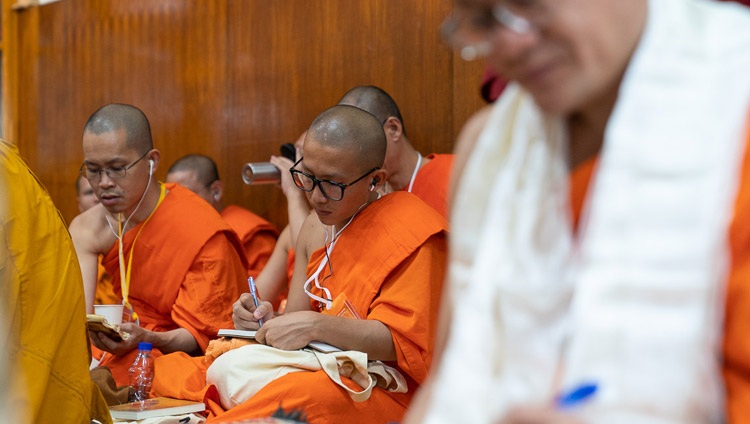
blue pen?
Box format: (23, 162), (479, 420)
(248, 276), (264, 327)
(555, 382), (598, 410)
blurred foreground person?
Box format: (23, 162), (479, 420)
(409, 0), (750, 423)
(1, 140), (110, 423)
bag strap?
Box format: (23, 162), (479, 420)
(312, 350), (376, 402)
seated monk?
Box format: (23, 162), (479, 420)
(338, 85), (454, 218)
(166, 154), (279, 278)
(69, 104), (249, 390)
(153, 105), (448, 424)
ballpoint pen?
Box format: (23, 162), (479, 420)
(248, 276), (264, 326)
(555, 382), (598, 410)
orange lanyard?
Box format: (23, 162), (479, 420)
(117, 183), (166, 324)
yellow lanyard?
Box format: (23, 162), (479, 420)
(117, 183), (166, 324)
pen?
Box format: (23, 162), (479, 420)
(555, 382), (598, 410)
(248, 276), (264, 327)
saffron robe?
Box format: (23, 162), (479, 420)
(0, 140), (111, 423)
(153, 191), (448, 424)
(410, 153), (453, 219)
(94, 256), (118, 305)
(99, 183), (248, 386)
(221, 205), (278, 278)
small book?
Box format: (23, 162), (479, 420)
(216, 329), (342, 353)
(87, 314), (129, 342)
(109, 397), (205, 420)
(217, 328), (256, 339)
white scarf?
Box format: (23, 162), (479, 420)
(419, 0), (750, 422)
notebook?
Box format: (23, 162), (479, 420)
(109, 397), (205, 420)
(217, 329), (342, 353)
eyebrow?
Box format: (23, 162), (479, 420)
(298, 163), (347, 182)
(83, 157), (130, 167)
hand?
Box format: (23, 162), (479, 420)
(89, 322), (147, 356)
(233, 293), (275, 330)
(498, 405), (584, 424)
(269, 155), (298, 198)
(255, 311), (319, 350)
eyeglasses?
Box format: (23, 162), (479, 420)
(440, 0), (544, 61)
(290, 157), (379, 201)
(80, 151), (149, 181)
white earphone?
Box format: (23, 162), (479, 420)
(148, 159), (154, 176)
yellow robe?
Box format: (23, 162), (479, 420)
(0, 140), (111, 423)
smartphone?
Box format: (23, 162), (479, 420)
(280, 143), (296, 161)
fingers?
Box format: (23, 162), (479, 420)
(269, 155), (293, 169)
(232, 295), (274, 330)
(254, 300), (274, 322)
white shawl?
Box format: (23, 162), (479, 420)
(419, 0), (750, 422)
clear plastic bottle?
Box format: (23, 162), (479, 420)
(128, 342), (154, 402)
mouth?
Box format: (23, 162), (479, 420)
(99, 193), (120, 207)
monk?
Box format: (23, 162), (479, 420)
(69, 104), (249, 389)
(253, 131), (323, 310)
(166, 154), (279, 278)
(76, 174), (118, 306)
(1, 140), (111, 423)
(408, 0), (750, 423)
(338, 85), (453, 218)
(153, 105), (448, 424)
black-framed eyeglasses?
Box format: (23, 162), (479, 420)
(289, 157), (378, 201)
(80, 151), (149, 181)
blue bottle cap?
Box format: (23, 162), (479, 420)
(138, 342), (153, 351)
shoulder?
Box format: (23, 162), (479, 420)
(298, 211), (326, 257)
(69, 204), (114, 254)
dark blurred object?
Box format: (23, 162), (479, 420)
(280, 143), (296, 161)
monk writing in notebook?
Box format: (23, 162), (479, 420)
(154, 105), (448, 424)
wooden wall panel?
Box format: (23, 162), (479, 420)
(11, 0), (485, 231)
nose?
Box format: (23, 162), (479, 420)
(309, 183), (329, 204)
(487, 25), (541, 61)
(97, 172), (116, 189)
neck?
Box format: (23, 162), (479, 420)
(567, 84), (620, 169)
(118, 182), (162, 232)
(388, 143), (422, 191)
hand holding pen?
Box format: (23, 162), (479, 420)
(248, 276), (264, 327)
(498, 382), (597, 424)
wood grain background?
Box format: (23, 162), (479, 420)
(7, 0), (486, 230)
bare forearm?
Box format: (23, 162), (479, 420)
(145, 328), (200, 355)
(312, 314), (396, 361)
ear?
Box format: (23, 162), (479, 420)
(146, 150), (161, 175)
(370, 169), (388, 191)
(210, 179), (224, 203)
(382, 117), (403, 142)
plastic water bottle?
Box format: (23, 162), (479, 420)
(128, 342), (154, 402)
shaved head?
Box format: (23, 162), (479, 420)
(83, 104), (153, 153)
(307, 105), (386, 170)
(167, 154), (219, 187)
(337, 85), (407, 136)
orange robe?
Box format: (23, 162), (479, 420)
(221, 205), (278, 278)
(410, 153), (453, 219)
(99, 183), (248, 386)
(569, 124), (750, 423)
(723, 123), (750, 424)
(94, 256), (118, 305)
(153, 191), (448, 424)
